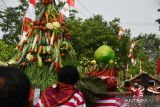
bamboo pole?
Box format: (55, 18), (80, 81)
(124, 66), (126, 81)
(126, 62), (129, 80)
(131, 64), (133, 79)
(140, 60), (142, 74)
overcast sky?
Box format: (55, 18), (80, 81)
(0, 0), (160, 38)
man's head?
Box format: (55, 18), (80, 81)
(58, 65), (80, 85)
(124, 80), (131, 87)
(149, 80), (155, 87)
(0, 66), (31, 107)
(134, 82), (139, 88)
(124, 80), (131, 91)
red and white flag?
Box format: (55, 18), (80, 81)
(59, 0), (69, 22)
(67, 0), (75, 7)
(59, 0), (75, 22)
(128, 41), (136, 65)
(18, 0), (36, 46)
(60, 0), (70, 22)
(118, 26), (124, 40)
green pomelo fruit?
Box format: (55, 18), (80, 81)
(94, 45), (115, 64)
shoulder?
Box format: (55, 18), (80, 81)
(58, 91), (86, 107)
(72, 91), (85, 103)
(42, 87), (57, 95)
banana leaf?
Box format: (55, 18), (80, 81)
(76, 76), (107, 106)
(77, 76), (107, 94)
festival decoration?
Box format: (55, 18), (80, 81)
(67, 0), (75, 7)
(94, 45), (116, 64)
(59, 0), (75, 22)
(18, 0), (37, 47)
(16, 0), (75, 71)
(128, 41), (136, 65)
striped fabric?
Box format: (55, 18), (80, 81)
(131, 88), (143, 107)
(29, 88), (41, 106)
(36, 91), (86, 107)
(131, 87), (143, 97)
(94, 97), (129, 107)
(18, 0), (36, 46)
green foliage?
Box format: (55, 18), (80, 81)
(131, 33), (160, 75)
(66, 15), (131, 70)
(24, 63), (57, 90)
(0, 40), (16, 61)
(0, 4), (27, 44)
(134, 33), (160, 60)
(76, 76), (107, 106)
(0, 0), (41, 44)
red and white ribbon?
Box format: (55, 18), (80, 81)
(18, 0), (36, 46)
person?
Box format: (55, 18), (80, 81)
(0, 66), (31, 107)
(36, 65), (86, 107)
(94, 77), (129, 107)
(124, 80), (132, 92)
(131, 83), (144, 107)
(131, 83), (144, 96)
(147, 80), (160, 94)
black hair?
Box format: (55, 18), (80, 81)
(0, 66), (31, 107)
(58, 65), (80, 85)
(149, 80), (155, 86)
(124, 80), (131, 87)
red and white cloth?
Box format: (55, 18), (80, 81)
(59, 0), (75, 22)
(131, 87), (143, 107)
(36, 91), (86, 107)
(18, 0), (36, 46)
(29, 88), (41, 106)
(131, 88), (143, 97)
(94, 97), (129, 107)
(128, 41), (136, 65)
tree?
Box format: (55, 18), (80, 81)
(134, 33), (160, 61)
(0, 1), (28, 44)
(66, 15), (131, 70)
(0, 40), (16, 61)
(131, 33), (160, 75)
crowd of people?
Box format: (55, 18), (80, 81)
(0, 65), (86, 107)
(0, 65), (160, 107)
